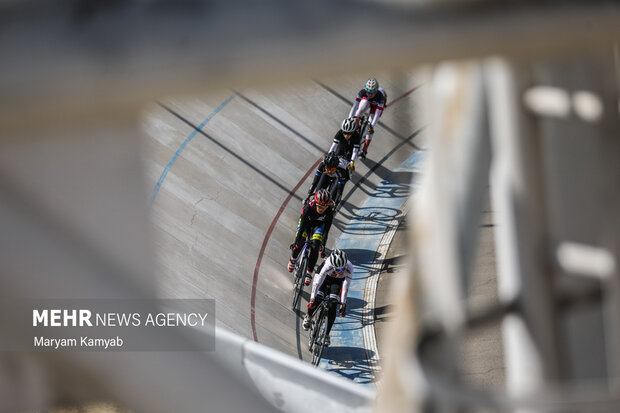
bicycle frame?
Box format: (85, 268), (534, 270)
(357, 114), (370, 138)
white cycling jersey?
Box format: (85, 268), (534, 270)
(310, 254), (354, 304)
(348, 87), (387, 130)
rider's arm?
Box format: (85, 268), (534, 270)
(369, 106), (383, 128)
(369, 91), (387, 127)
(310, 271), (327, 301)
(350, 132), (362, 162)
(350, 149), (358, 163)
(348, 91), (363, 118)
(340, 263), (354, 303)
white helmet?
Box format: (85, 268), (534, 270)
(341, 117), (357, 133)
(365, 77), (379, 94)
(331, 249), (348, 269)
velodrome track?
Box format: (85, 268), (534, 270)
(141, 74), (424, 370)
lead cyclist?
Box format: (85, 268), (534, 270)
(348, 77), (387, 159)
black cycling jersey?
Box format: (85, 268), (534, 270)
(295, 200), (335, 247)
(331, 130), (362, 162)
(308, 162), (349, 194)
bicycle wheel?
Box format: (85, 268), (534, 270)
(311, 312), (328, 366)
(291, 246), (308, 311)
(291, 272), (302, 311)
(291, 248), (309, 311)
(307, 305), (322, 352)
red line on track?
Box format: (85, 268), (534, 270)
(385, 85), (419, 108)
(251, 157), (323, 342)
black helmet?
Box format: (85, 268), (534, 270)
(324, 152), (339, 169)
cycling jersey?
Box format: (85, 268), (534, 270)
(349, 87), (387, 129)
(328, 130), (362, 162)
(294, 200), (335, 247)
(310, 254), (354, 304)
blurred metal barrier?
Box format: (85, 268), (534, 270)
(213, 328), (374, 412)
(377, 44), (620, 413)
(1, 0), (620, 412)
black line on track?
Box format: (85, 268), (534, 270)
(159, 102), (302, 201)
(234, 91), (325, 154)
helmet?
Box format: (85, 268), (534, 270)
(314, 189), (332, 207)
(365, 77), (379, 94)
(331, 249), (348, 269)
(341, 117), (357, 134)
(324, 152), (339, 169)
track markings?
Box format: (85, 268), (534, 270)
(149, 96), (234, 208)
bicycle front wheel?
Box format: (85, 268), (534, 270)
(311, 312), (328, 366)
(291, 254), (308, 311)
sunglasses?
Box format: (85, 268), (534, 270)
(325, 167), (336, 174)
(335, 266), (346, 273)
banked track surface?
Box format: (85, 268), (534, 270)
(141, 74), (423, 366)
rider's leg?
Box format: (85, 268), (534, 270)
(362, 135), (372, 153)
(306, 164), (325, 202)
(291, 235), (306, 260)
(325, 281), (343, 336)
(331, 171), (347, 208)
(289, 240), (303, 272)
(307, 291), (325, 318)
(362, 110), (376, 153)
(308, 238), (322, 274)
(354, 99), (370, 118)
(289, 219), (308, 271)
(316, 173), (332, 192)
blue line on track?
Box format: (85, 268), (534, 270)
(319, 150), (424, 385)
(149, 95), (234, 208)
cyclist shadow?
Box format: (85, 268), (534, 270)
(334, 206), (403, 236)
(322, 346), (378, 384)
(332, 296), (368, 329)
(345, 248), (375, 266)
(341, 248), (383, 281)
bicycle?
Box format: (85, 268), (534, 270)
(291, 241), (311, 311)
(307, 296), (341, 366)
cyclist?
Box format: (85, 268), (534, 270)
(303, 249), (353, 347)
(348, 77), (387, 159)
(328, 117), (362, 170)
(303, 151), (350, 209)
(288, 189), (335, 286)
